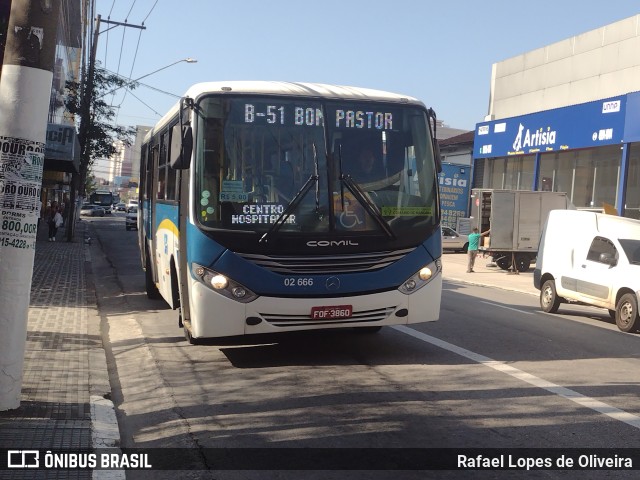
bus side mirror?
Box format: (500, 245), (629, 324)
(433, 140), (442, 173)
(170, 124), (192, 170)
(427, 107), (442, 173)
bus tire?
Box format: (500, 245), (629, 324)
(145, 254), (162, 300)
(170, 260), (180, 309)
(183, 324), (201, 345)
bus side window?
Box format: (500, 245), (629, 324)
(157, 169), (166, 200)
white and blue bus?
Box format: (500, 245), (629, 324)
(89, 190), (114, 214)
(139, 82), (442, 342)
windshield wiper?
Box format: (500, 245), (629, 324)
(259, 143), (320, 244)
(336, 145), (395, 239)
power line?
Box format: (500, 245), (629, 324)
(142, 0), (159, 24)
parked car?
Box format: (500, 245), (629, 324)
(80, 204), (106, 217)
(535, 210), (640, 332)
(114, 203), (126, 212)
(125, 206), (138, 230)
(442, 226), (469, 252)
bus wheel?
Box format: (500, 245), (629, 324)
(183, 324), (200, 345)
(145, 254), (161, 300)
(540, 279), (561, 313)
(615, 293), (640, 333)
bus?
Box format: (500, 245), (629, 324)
(138, 82), (443, 343)
(89, 190), (114, 214)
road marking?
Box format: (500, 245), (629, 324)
(480, 300), (534, 315)
(393, 325), (640, 430)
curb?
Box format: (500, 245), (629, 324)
(82, 226), (124, 479)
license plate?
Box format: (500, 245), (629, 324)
(310, 305), (353, 320)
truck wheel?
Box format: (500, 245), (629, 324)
(495, 254), (511, 270)
(514, 254), (530, 273)
(615, 293), (639, 333)
(540, 279), (561, 313)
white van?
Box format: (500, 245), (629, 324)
(534, 210), (640, 332)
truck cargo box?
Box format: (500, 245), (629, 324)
(470, 189), (570, 272)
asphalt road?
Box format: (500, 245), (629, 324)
(85, 215), (640, 479)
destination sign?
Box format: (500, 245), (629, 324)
(240, 102), (394, 130)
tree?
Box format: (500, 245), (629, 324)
(64, 64), (136, 239)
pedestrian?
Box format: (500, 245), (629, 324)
(48, 203), (63, 242)
(467, 227), (490, 273)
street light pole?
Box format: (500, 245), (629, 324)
(99, 58), (197, 100)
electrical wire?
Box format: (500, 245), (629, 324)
(125, 0), (137, 21)
(142, 0), (159, 24)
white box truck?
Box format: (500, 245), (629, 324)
(470, 189), (570, 272)
(534, 210), (640, 332)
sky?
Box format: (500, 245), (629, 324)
(94, 0), (640, 132)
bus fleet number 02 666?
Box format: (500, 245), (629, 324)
(284, 277), (314, 287)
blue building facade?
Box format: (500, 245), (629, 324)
(473, 92), (640, 219)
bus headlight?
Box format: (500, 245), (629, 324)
(210, 274), (228, 290)
(398, 259), (441, 295)
(192, 263), (258, 303)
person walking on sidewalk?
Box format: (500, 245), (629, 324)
(467, 227), (490, 273)
(48, 203), (63, 242)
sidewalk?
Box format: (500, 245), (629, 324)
(0, 220), (119, 478)
(441, 251), (538, 296)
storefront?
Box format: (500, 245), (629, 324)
(473, 92), (640, 219)
(42, 123), (80, 214)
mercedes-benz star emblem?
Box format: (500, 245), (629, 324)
(325, 276), (340, 290)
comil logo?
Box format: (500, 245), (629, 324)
(8, 450), (39, 468)
(512, 123), (557, 152)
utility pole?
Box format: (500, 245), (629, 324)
(65, 13), (101, 241)
(0, 0), (62, 410)
(66, 15), (144, 241)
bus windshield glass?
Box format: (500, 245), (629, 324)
(195, 96), (438, 239)
(90, 191), (113, 207)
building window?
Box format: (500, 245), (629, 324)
(624, 143), (640, 219)
(486, 155), (534, 190)
(538, 145), (620, 209)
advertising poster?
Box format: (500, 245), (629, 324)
(0, 136), (44, 250)
(439, 163), (470, 230)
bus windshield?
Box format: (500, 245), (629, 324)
(195, 96), (438, 242)
(90, 191), (113, 207)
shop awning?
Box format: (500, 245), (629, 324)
(44, 123), (80, 173)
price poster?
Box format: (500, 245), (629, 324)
(0, 136), (44, 250)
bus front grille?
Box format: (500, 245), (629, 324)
(260, 306), (396, 328)
(238, 248), (414, 274)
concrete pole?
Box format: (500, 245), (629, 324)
(0, 0), (61, 411)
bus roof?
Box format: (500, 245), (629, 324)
(145, 81), (426, 141)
